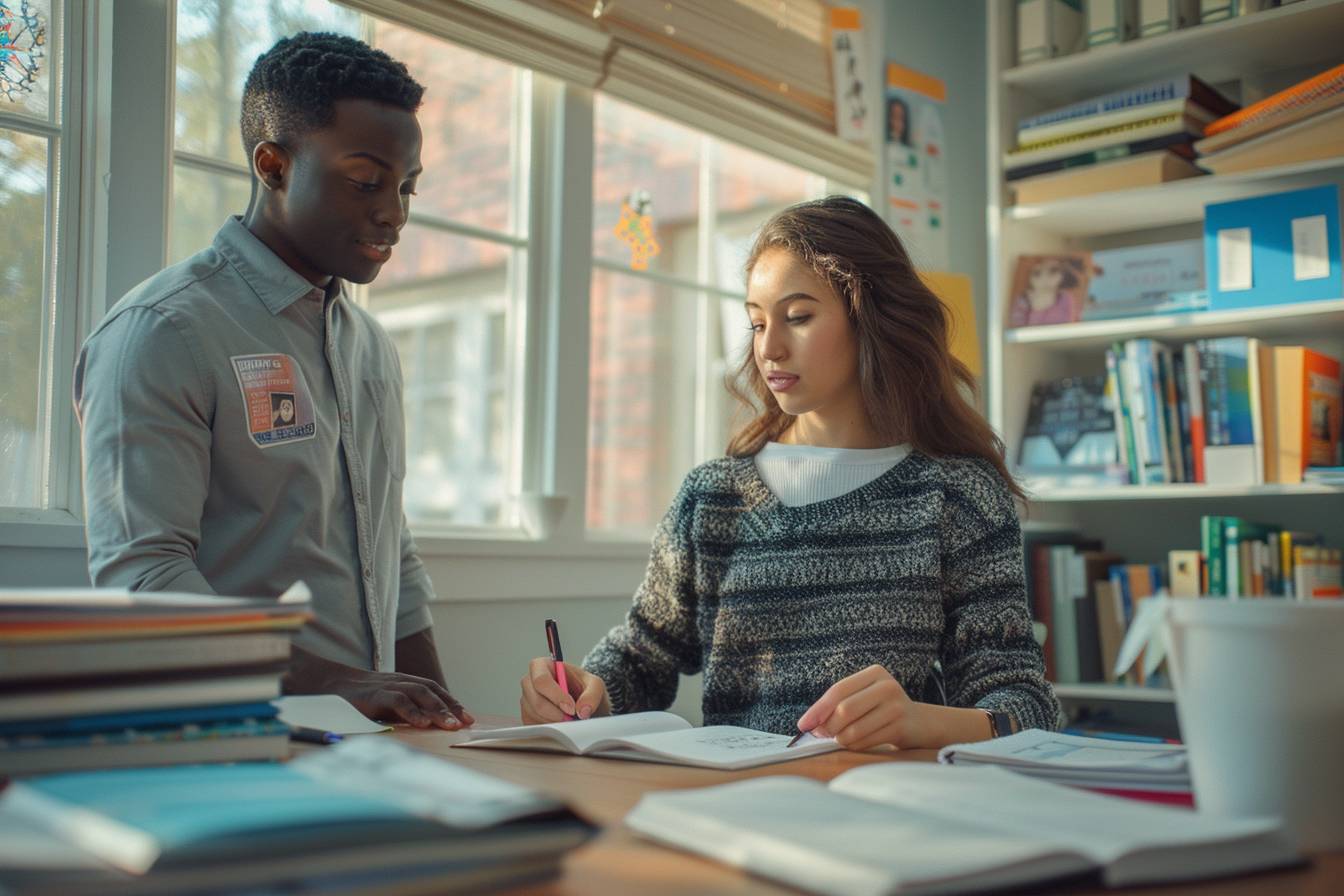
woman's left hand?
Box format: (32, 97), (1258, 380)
(796, 664), (931, 751)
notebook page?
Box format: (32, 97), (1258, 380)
(457, 711), (690, 753)
(939, 729), (1186, 772)
(595, 725), (838, 770)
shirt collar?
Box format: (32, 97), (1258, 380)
(213, 216), (345, 315)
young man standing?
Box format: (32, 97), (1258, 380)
(75, 33), (472, 729)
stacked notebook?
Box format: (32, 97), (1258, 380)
(0, 737), (594, 895)
(1196, 62), (1344, 174)
(1005, 74), (1238, 204)
(0, 586), (312, 775)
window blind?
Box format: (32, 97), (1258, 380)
(339, 0), (874, 186)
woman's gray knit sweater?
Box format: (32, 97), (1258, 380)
(582, 451), (1062, 735)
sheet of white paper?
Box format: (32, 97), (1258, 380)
(1216, 227), (1253, 291)
(272, 694), (391, 734)
(1291, 214), (1329, 281)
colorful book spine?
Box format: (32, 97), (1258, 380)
(1182, 342), (1206, 483)
(1106, 347), (1139, 484)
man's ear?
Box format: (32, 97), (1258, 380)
(252, 141), (290, 191)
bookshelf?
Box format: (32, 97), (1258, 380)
(986, 2), (1344, 719)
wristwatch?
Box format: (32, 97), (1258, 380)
(984, 709), (1014, 738)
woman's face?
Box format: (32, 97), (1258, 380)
(889, 102), (906, 140)
(746, 248), (861, 420)
(1029, 259), (1065, 293)
(277, 398), (295, 424)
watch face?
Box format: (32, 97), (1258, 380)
(991, 711), (1012, 738)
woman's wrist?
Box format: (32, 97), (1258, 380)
(912, 703), (998, 749)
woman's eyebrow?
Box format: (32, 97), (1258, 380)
(745, 292), (819, 310)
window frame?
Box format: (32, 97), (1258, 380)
(0, 0), (876, 588)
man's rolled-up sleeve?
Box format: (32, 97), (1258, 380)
(74, 307), (216, 593)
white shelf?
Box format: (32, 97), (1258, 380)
(1026, 482), (1344, 503)
(1005, 298), (1344, 350)
(1053, 684), (1174, 703)
(1006, 157), (1344, 238)
(1002, 0), (1344, 104)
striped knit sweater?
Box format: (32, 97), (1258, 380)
(583, 451), (1062, 736)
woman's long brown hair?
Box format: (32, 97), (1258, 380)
(726, 195), (1025, 501)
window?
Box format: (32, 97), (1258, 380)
(0, 0), (62, 509)
(172, 1), (529, 531)
(587, 94), (856, 536)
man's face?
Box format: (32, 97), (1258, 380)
(279, 99), (423, 285)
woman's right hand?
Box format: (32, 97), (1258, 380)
(520, 657), (610, 723)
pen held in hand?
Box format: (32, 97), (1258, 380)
(545, 618), (575, 721)
(786, 729), (811, 749)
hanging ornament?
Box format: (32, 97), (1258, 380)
(613, 190), (661, 272)
(0, 1), (47, 104)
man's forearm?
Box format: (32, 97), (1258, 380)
(394, 627), (446, 686)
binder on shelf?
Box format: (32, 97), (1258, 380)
(1204, 184), (1343, 311)
(1017, 0), (1086, 65)
(1137, 0), (1199, 36)
(1085, 0), (1138, 46)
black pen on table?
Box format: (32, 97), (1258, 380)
(289, 725), (343, 745)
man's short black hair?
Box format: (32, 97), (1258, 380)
(240, 31), (424, 160)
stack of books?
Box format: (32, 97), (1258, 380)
(0, 587), (312, 776)
(1199, 517), (1340, 599)
(1196, 62), (1344, 175)
(1109, 339), (1342, 487)
(1005, 74), (1238, 204)
(0, 737), (595, 895)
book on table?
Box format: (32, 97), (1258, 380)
(0, 738), (594, 896)
(454, 710), (840, 770)
(624, 762), (1297, 896)
(937, 729), (1189, 793)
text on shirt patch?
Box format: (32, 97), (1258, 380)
(230, 353), (317, 447)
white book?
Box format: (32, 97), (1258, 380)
(938, 728), (1189, 791)
(626, 763), (1296, 896)
(454, 711), (839, 771)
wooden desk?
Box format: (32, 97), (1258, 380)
(385, 718), (1342, 896)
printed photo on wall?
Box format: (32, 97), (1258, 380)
(1007, 253), (1093, 328)
(884, 63), (948, 270)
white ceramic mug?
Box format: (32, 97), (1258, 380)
(1164, 600), (1344, 851)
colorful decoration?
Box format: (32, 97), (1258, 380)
(0, 1), (46, 104)
(613, 190), (661, 271)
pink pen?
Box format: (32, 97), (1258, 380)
(545, 618), (575, 721)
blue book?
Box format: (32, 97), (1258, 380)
(0, 701), (279, 738)
(1200, 337), (1259, 486)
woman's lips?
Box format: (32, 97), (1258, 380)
(766, 373), (799, 392)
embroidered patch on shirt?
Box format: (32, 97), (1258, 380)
(230, 353), (317, 448)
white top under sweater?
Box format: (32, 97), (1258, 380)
(752, 441), (912, 507)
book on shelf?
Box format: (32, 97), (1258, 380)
(1005, 131), (1197, 182)
(1199, 516), (1336, 598)
(1011, 149), (1204, 205)
(1084, 0), (1138, 48)
(1197, 102), (1344, 175)
(1024, 529), (1102, 682)
(453, 711), (840, 770)
(1201, 61), (1344, 142)
(1005, 110), (1211, 169)
(1017, 375), (1127, 487)
(938, 728), (1190, 795)
(1016, 97), (1219, 152)
(1007, 252), (1094, 326)
(623, 762), (1296, 896)
(0, 737), (594, 896)
(1017, 0), (1086, 65)
(1198, 0), (1276, 23)
(1015, 73), (1237, 144)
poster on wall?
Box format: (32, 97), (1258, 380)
(885, 62), (949, 271)
(829, 8), (871, 144)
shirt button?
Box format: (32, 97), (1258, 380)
(342, 411), (351, 423)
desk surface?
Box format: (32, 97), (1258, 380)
(385, 718), (1342, 896)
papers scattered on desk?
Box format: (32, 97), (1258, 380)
(0, 739), (593, 895)
(938, 729), (1190, 792)
(454, 710), (840, 770)
(625, 763), (1296, 896)
(272, 695), (391, 735)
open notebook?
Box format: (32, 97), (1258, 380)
(938, 728), (1189, 792)
(625, 763), (1297, 896)
(453, 711), (839, 770)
